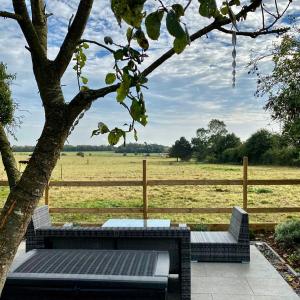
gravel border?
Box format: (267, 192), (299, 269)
(254, 241), (300, 296)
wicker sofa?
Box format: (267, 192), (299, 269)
(191, 206), (250, 263)
(25, 205), (191, 300)
(4, 249), (170, 300)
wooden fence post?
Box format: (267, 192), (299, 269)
(45, 183), (49, 206)
(243, 156), (248, 210)
(143, 160), (148, 219)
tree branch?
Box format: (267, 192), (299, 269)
(79, 39), (115, 53)
(67, 85), (119, 120)
(68, 0), (284, 113)
(54, 0), (94, 78)
(12, 0), (47, 62)
(0, 124), (20, 189)
(260, 0), (291, 32)
(0, 11), (22, 21)
(184, 0), (193, 12)
(217, 26), (289, 38)
(30, 0), (47, 53)
(142, 0), (264, 78)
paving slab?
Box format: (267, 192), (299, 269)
(211, 295), (299, 300)
(191, 246), (299, 300)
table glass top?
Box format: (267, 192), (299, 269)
(102, 219), (171, 228)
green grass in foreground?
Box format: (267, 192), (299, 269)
(0, 152), (299, 224)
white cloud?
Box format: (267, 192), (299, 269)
(0, 0), (298, 146)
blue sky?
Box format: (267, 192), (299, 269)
(0, 0), (299, 146)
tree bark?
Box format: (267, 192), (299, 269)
(0, 124), (20, 188)
(30, 0), (47, 53)
(0, 100), (72, 295)
(0, 1), (95, 295)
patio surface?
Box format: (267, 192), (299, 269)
(13, 243), (299, 300)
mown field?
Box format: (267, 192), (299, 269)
(0, 152), (299, 225)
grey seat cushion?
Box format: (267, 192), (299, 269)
(191, 231), (237, 244)
(8, 249), (170, 289)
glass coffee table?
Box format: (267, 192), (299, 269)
(102, 219), (171, 228)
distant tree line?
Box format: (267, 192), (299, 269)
(12, 145), (114, 152)
(169, 119), (300, 166)
(115, 143), (168, 154)
(12, 143), (168, 154)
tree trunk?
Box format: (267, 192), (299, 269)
(0, 103), (71, 294)
(0, 124), (20, 188)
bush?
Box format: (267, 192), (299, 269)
(292, 158), (300, 167)
(221, 145), (245, 164)
(288, 251), (300, 265)
(76, 152), (85, 157)
(244, 129), (274, 164)
(261, 147), (299, 166)
(275, 219), (300, 246)
(204, 154), (217, 164)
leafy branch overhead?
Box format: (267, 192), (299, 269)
(72, 0), (291, 146)
(0, 63), (15, 127)
(251, 33), (300, 147)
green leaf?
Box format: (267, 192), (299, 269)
(126, 27), (134, 42)
(116, 74), (131, 102)
(173, 34), (188, 54)
(108, 128), (124, 145)
(172, 4), (185, 18)
(166, 10), (185, 38)
(135, 30), (149, 50)
(112, 0), (146, 28)
(105, 73), (116, 85)
(81, 76), (88, 84)
(129, 48), (141, 59)
(116, 83), (128, 102)
(228, 0), (240, 6)
(128, 60), (135, 70)
(80, 52), (87, 62)
(114, 49), (124, 60)
(98, 122), (110, 134)
(82, 43), (89, 49)
(111, 0), (125, 26)
(130, 99), (143, 121)
(145, 11), (164, 40)
(134, 128), (138, 141)
(140, 115), (148, 126)
(220, 5), (229, 15)
(80, 86), (89, 92)
(108, 131), (120, 145)
(199, 0), (218, 18)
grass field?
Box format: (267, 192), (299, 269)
(0, 152), (299, 225)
